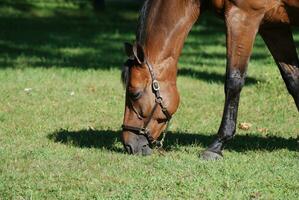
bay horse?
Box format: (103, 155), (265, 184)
(121, 0), (299, 159)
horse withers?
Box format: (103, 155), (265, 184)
(121, 0), (299, 159)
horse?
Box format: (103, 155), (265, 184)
(121, 0), (299, 159)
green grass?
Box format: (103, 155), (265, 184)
(0, 1), (298, 199)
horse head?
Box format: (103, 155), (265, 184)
(121, 42), (180, 155)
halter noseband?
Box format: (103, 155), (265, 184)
(122, 60), (172, 147)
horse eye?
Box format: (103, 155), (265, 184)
(129, 91), (142, 100)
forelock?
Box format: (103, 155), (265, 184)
(121, 59), (133, 87)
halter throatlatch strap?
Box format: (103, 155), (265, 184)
(122, 59), (172, 147)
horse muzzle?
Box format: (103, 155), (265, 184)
(121, 131), (153, 156)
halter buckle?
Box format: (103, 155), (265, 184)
(139, 127), (149, 135)
(152, 80), (160, 91)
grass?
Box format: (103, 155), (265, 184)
(0, 1), (298, 199)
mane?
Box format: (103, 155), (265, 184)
(121, 1), (152, 87)
(136, 0), (152, 45)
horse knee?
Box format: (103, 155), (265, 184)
(226, 70), (245, 95)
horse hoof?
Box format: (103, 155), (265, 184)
(201, 150), (223, 160)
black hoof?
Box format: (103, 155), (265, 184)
(201, 150), (223, 160)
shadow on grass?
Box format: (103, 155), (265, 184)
(178, 68), (262, 85)
(0, 1), (142, 70)
(48, 129), (298, 153)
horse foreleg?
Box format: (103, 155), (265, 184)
(260, 24), (299, 111)
(201, 7), (264, 160)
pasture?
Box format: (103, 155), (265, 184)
(0, 0), (298, 199)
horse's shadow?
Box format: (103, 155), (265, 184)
(48, 129), (298, 153)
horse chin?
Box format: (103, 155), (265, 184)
(125, 143), (152, 156)
(123, 134), (153, 156)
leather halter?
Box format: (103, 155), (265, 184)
(122, 60), (172, 147)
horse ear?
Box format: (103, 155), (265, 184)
(124, 42), (134, 58)
(133, 43), (145, 64)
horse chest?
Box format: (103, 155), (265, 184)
(263, 0), (299, 25)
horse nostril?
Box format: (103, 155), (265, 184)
(141, 144), (152, 156)
(125, 145), (133, 154)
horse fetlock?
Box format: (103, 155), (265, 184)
(201, 142), (224, 160)
(206, 138), (224, 152)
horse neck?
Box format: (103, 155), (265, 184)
(138, 0), (200, 81)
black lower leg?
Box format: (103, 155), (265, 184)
(260, 24), (299, 111)
(204, 69), (245, 156)
(278, 63), (299, 111)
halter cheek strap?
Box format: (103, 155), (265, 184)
(122, 60), (172, 147)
